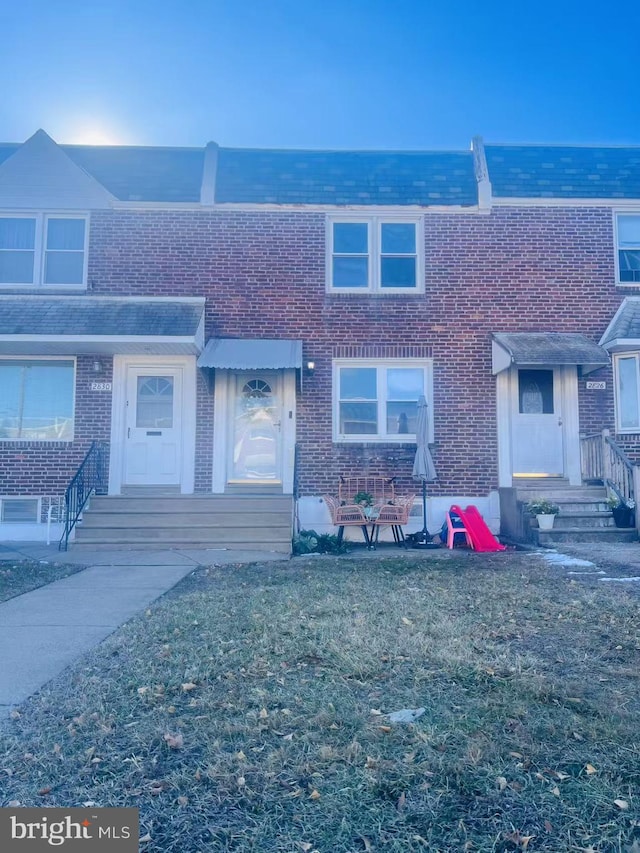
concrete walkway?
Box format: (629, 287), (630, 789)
(0, 543), (286, 717)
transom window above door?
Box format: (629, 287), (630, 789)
(328, 216), (423, 293)
(0, 214), (88, 288)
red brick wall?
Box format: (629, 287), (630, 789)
(8, 204), (637, 497)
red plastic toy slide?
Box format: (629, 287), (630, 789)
(450, 504), (506, 553)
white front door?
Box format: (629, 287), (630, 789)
(229, 373), (283, 483)
(124, 367), (183, 486)
(511, 367), (565, 476)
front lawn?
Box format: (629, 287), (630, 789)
(1, 552), (639, 852)
(0, 559), (85, 603)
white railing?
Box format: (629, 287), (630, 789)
(581, 429), (637, 506)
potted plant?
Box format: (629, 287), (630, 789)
(606, 496), (636, 528)
(526, 498), (560, 531)
(353, 491), (374, 508)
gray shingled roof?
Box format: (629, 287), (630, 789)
(2, 137), (640, 203)
(0, 142), (477, 205)
(0, 297), (204, 336)
(486, 144), (640, 199)
(600, 299), (640, 347)
(492, 332), (609, 370)
(214, 148), (477, 205)
(0, 143), (205, 203)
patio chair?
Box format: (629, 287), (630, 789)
(373, 493), (416, 547)
(323, 494), (372, 547)
(446, 506), (474, 550)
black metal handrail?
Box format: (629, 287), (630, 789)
(59, 441), (108, 550)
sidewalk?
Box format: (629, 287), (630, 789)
(0, 543), (286, 717)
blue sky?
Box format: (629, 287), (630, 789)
(2, 0), (639, 149)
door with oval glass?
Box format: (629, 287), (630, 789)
(511, 368), (564, 477)
(124, 367), (183, 486)
(229, 373), (282, 483)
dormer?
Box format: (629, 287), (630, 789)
(0, 130), (113, 290)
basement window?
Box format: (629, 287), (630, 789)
(1, 498), (39, 523)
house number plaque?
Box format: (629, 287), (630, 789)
(90, 381), (113, 391)
(586, 381), (606, 390)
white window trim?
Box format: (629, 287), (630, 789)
(613, 352), (640, 433)
(0, 355), (77, 442)
(0, 212), (89, 289)
(326, 215), (424, 294)
(0, 496), (41, 524)
(614, 211), (640, 288)
(332, 358), (434, 443)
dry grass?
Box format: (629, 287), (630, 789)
(1, 551), (639, 852)
(0, 559), (85, 603)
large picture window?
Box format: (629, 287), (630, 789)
(329, 217), (422, 293)
(614, 353), (640, 432)
(0, 359), (75, 441)
(0, 215), (88, 287)
(333, 360), (433, 441)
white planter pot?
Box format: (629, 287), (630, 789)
(536, 513), (555, 531)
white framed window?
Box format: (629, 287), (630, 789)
(328, 216), (423, 293)
(614, 353), (640, 432)
(615, 213), (640, 285)
(333, 359), (433, 442)
(0, 358), (76, 441)
(0, 213), (88, 288)
(0, 497), (40, 523)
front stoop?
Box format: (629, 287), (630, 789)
(515, 484), (638, 546)
(73, 494), (294, 553)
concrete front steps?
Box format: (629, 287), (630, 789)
(73, 494), (294, 553)
(515, 482), (637, 546)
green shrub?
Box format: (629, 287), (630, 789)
(293, 529), (349, 555)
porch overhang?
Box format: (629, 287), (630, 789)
(0, 296), (205, 355)
(491, 332), (609, 376)
(599, 297), (640, 353)
(197, 338), (303, 370)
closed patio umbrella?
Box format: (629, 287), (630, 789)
(412, 396), (437, 547)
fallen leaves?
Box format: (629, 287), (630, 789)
(615, 799), (630, 810)
(163, 732), (184, 750)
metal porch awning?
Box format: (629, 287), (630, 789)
(197, 338), (303, 370)
(0, 296), (205, 355)
(491, 332), (609, 376)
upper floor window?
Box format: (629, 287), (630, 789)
(0, 214), (88, 288)
(328, 216), (422, 293)
(616, 214), (640, 284)
(333, 359), (433, 442)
